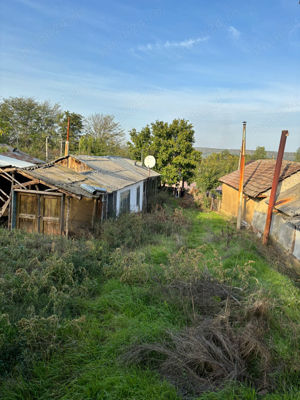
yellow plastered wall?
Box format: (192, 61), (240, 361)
(221, 184), (258, 224)
(221, 184), (238, 217)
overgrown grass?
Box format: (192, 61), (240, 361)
(0, 197), (300, 399)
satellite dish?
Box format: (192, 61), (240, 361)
(144, 155), (156, 168)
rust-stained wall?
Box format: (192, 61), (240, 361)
(57, 157), (93, 173)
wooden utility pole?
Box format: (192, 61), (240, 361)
(237, 121), (246, 229)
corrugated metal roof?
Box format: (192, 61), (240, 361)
(0, 144), (45, 164)
(265, 183), (300, 217)
(219, 160), (300, 198)
(75, 155), (160, 179)
(0, 154), (35, 168)
(53, 155), (160, 192)
(20, 164), (107, 198)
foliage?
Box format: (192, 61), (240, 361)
(0, 97), (62, 160)
(128, 119), (202, 186)
(294, 147), (300, 162)
(1, 206), (300, 399)
(195, 150), (239, 192)
(251, 146), (267, 160)
(59, 111), (84, 153)
(0, 97), (127, 161)
(79, 113), (127, 156)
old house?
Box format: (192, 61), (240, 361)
(54, 155), (161, 217)
(219, 159), (300, 260)
(0, 163), (106, 235)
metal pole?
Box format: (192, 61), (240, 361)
(46, 137), (49, 163)
(237, 122), (246, 229)
(262, 130), (289, 245)
(65, 116), (70, 156)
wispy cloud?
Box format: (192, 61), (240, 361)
(138, 37), (208, 51)
(228, 26), (240, 39)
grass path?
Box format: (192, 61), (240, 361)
(1, 209), (300, 399)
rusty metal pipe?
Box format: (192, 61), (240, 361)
(237, 122), (246, 229)
(65, 116), (70, 156)
(262, 130), (289, 245)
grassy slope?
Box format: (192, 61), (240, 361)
(1, 209), (300, 399)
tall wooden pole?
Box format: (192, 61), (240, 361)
(262, 130), (289, 245)
(237, 121), (246, 229)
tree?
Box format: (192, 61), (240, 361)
(294, 147), (300, 162)
(195, 150), (239, 192)
(0, 97), (62, 159)
(59, 111), (84, 153)
(128, 119), (201, 186)
(79, 113), (125, 156)
(252, 146), (267, 160)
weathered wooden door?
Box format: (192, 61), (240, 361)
(40, 195), (61, 235)
(16, 192), (62, 235)
(16, 193), (38, 232)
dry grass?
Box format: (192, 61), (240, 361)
(122, 298), (273, 396)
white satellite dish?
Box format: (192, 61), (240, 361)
(144, 155), (156, 168)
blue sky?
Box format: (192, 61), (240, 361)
(0, 0), (299, 152)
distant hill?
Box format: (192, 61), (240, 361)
(195, 147), (295, 161)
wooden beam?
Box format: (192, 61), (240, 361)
(92, 198), (97, 228)
(66, 196), (70, 238)
(16, 170), (82, 200)
(13, 180), (40, 189)
(14, 189), (63, 196)
(0, 188), (9, 198)
(0, 198), (10, 218)
(0, 168), (27, 189)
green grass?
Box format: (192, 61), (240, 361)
(1, 206), (300, 399)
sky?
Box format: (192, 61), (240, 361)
(0, 0), (299, 152)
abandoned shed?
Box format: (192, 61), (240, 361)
(219, 159), (300, 260)
(0, 164), (106, 236)
(54, 155), (161, 216)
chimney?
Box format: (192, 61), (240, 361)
(65, 116), (70, 156)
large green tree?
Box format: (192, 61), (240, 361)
(0, 97), (62, 159)
(251, 146), (267, 160)
(59, 111), (84, 153)
(79, 113), (126, 156)
(128, 119), (201, 186)
(195, 150), (240, 192)
(294, 147), (300, 162)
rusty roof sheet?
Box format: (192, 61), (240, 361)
(0, 154), (35, 168)
(20, 164), (106, 198)
(75, 155), (160, 179)
(0, 144), (45, 165)
(265, 182), (300, 217)
(53, 155), (160, 192)
(219, 160), (300, 198)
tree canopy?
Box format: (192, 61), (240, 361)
(251, 146), (267, 160)
(294, 147), (300, 162)
(128, 119), (201, 185)
(195, 150), (240, 192)
(0, 97), (127, 160)
(79, 113), (126, 156)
